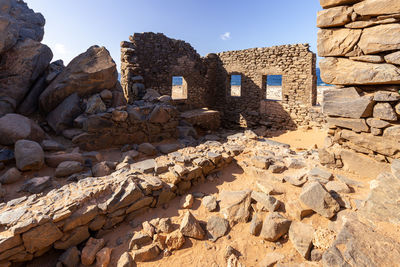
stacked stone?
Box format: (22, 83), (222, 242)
(121, 33), (209, 110)
(318, 0), (400, 166)
(71, 102), (180, 150)
(215, 45), (317, 129)
(0, 139), (241, 265)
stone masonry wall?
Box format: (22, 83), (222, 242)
(121, 33), (209, 111)
(71, 102), (179, 151)
(214, 45), (317, 129)
(317, 0), (400, 168)
(121, 33), (319, 130)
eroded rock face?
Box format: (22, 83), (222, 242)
(0, 39), (52, 115)
(317, 28), (362, 57)
(353, 0), (400, 16)
(320, 0), (361, 8)
(39, 45), (117, 113)
(317, 6), (352, 28)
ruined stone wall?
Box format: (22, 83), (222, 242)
(121, 33), (209, 110)
(317, 0), (400, 168)
(0, 138), (240, 264)
(71, 103), (179, 150)
(206, 45), (317, 129)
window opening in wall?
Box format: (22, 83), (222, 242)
(171, 76), (187, 100)
(230, 75), (241, 97)
(265, 75), (283, 101)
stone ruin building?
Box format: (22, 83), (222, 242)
(120, 33), (323, 131)
(1, 0), (400, 266)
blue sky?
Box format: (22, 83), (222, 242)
(26, 0), (322, 70)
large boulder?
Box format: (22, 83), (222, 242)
(46, 93), (82, 133)
(0, 39), (52, 115)
(39, 45), (117, 113)
(358, 24), (400, 54)
(0, 0), (45, 54)
(320, 57), (400, 85)
(0, 113), (45, 145)
(15, 139), (44, 171)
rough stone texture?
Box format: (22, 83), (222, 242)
(55, 161), (83, 177)
(0, 167), (22, 184)
(22, 222), (63, 253)
(289, 221), (314, 259)
(165, 230), (185, 251)
(353, 0), (400, 16)
(320, 57), (400, 85)
(58, 246), (80, 267)
(46, 93), (82, 134)
(260, 212), (291, 242)
(299, 182), (340, 219)
(385, 51), (400, 65)
(359, 24), (400, 54)
(317, 28), (362, 57)
(131, 244), (160, 262)
(317, 6), (353, 28)
(0, 114), (45, 145)
(0, 39), (52, 115)
(81, 238), (105, 266)
(14, 140), (44, 171)
(179, 211), (205, 240)
(202, 195), (218, 211)
(39, 45), (117, 113)
(340, 149), (390, 178)
(322, 219), (400, 266)
(327, 117), (369, 132)
(219, 190), (252, 224)
(206, 216), (229, 241)
(320, 0), (361, 8)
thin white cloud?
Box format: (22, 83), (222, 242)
(220, 32), (231, 41)
(54, 43), (67, 55)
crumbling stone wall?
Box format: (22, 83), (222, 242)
(121, 33), (319, 129)
(213, 45), (317, 128)
(317, 0), (400, 168)
(121, 33), (209, 110)
(71, 103), (180, 150)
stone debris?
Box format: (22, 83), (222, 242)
(206, 215), (229, 241)
(180, 194), (194, 209)
(289, 221), (314, 259)
(179, 211), (205, 240)
(81, 238), (105, 265)
(201, 195), (218, 211)
(219, 190), (252, 224)
(260, 212), (291, 242)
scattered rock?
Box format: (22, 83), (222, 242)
(117, 252), (133, 267)
(138, 143), (157, 156)
(219, 190), (252, 224)
(55, 161), (84, 177)
(206, 215), (229, 241)
(165, 229), (185, 251)
(92, 161), (113, 177)
(180, 194), (194, 209)
(259, 252), (284, 267)
(250, 191), (281, 212)
(19, 176), (51, 193)
(142, 221), (156, 238)
(260, 212), (291, 242)
(41, 140), (65, 152)
(131, 243), (160, 262)
(128, 232), (152, 250)
(45, 152), (84, 168)
(179, 211), (205, 240)
(202, 195), (218, 212)
(47, 93), (82, 133)
(81, 237), (105, 266)
(299, 181), (340, 219)
(325, 181), (351, 194)
(0, 167), (22, 184)
(373, 102), (397, 121)
(58, 246), (80, 267)
(289, 221), (314, 259)
(308, 167), (333, 184)
(157, 143), (180, 154)
(15, 140), (44, 171)
(284, 171), (308, 186)
(95, 247), (112, 267)
(249, 212), (263, 236)
(158, 218), (173, 234)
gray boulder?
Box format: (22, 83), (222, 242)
(20, 176), (51, 193)
(15, 139), (44, 171)
(0, 167), (22, 184)
(260, 212), (291, 242)
(0, 113), (45, 145)
(47, 93), (82, 133)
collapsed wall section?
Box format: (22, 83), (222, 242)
(317, 0), (400, 170)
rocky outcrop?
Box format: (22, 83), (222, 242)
(39, 45), (118, 113)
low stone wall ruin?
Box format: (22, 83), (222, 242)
(121, 33), (320, 130)
(0, 137), (242, 264)
(317, 0), (400, 171)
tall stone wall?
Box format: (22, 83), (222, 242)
(121, 33), (209, 110)
(214, 45), (317, 128)
(317, 0), (400, 168)
(121, 33), (319, 129)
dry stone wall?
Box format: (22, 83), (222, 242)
(121, 33), (319, 130)
(317, 0), (400, 168)
(0, 137), (242, 265)
(214, 45), (317, 129)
